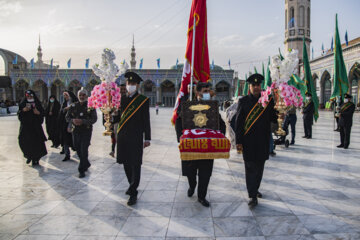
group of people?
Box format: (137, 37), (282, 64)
(17, 88), (98, 178)
(17, 70), (356, 208)
(298, 91), (355, 149)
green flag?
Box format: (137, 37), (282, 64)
(330, 14), (349, 101)
(234, 78), (241, 97)
(302, 37), (319, 122)
(243, 74), (248, 96)
(279, 48), (284, 60)
(261, 62), (265, 89)
(264, 57), (272, 88)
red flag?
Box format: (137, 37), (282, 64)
(171, 0), (210, 125)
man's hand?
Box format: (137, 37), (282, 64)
(67, 127), (72, 133)
(72, 119), (83, 126)
(33, 108), (40, 115)
(23, 106), (31, 112)
(236, 144), (243, 153)
(144, 141), (151, 148)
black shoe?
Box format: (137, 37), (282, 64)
(198, 198), (210, 207)
(26, 158), (32, 164)
(344, 146), (348, 149)
(257, 191), (263, 198)
(302, 136), (308, 138)
(79, 172), (85, 178)
(84, 164), (91, 172)
(127, 196), (137, 206)
(60, 149), (65, 154)
(306, 136), (312, 139)
(248, 197), (258, 207)
(187, 188), (195, 197)
(270, 151), (276, 157)
(62, 156), (70, 162)
(32, 160), (39, 166)
(290, 141), (295, 145)
(125, 189), (130, 195)
(337, 144), (344, 148)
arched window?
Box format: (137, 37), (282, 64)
(307, 7), (310, 28)
(285, 10), (288, 29)
(290, 7), (295, 28)
(299, 6), (305, 27)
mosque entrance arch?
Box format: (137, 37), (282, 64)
(161, 80), (175, 107)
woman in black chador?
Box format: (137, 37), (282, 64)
(17, 90), (47, 166)
(58, 90), (78, 161)
(45, 95), (61, 148)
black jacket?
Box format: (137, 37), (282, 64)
(115, 92), (151, 165)
(65, 101), (97, 133)
(235, 94), (277, 162)
(303, 100), (314, 124)
(339, 102), (355, 127)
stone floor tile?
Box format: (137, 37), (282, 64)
(213, 217), (263, 237)
(167, 217), (214, 237)
(118, 217), (169, 237)
(256, 215), (310, 236)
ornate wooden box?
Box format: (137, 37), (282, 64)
(181, 100), (219, 130)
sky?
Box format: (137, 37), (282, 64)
(1, 0), (360, 78)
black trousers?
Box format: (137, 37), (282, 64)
(73, 130), (92, 173)
(186, 159), (214, 199)
(303, 120), (312, 138)
(124, 164), (141, 197)
(335, 117), (340, 130)
(340, 125), (352, 147)
(284, 114), (297, 142)
(244, 160), (265, 198)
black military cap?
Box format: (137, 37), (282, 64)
(125, 72), (143, 84)
(247, 73), (264, 85)
(25, 90), (34, 96)
(344, 93), (352, 99)
(196, 82), (210, 92)
(305, 92), (312, 97)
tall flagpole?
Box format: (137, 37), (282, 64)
(189, 14), (196, 101)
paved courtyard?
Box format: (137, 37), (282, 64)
(0, 108), (360, 240)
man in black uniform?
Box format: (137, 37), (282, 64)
(176, 82), (226, 207)
(302, 92), (315, 139)
(337, 93), (355, 149)
(115, 72), (151, 206)
(235, 74), (277, 207)
(66, 88), (97, 178)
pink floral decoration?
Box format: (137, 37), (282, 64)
(87, 82), (122, 110)
(258, 82), (303, 108)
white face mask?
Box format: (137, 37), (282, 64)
(126, 85), (137, 94)
(27, 98), (34, 102)
(50, 99), (55, 103)
(344, 98), (349, 103)
(202, 93), (211, 100)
